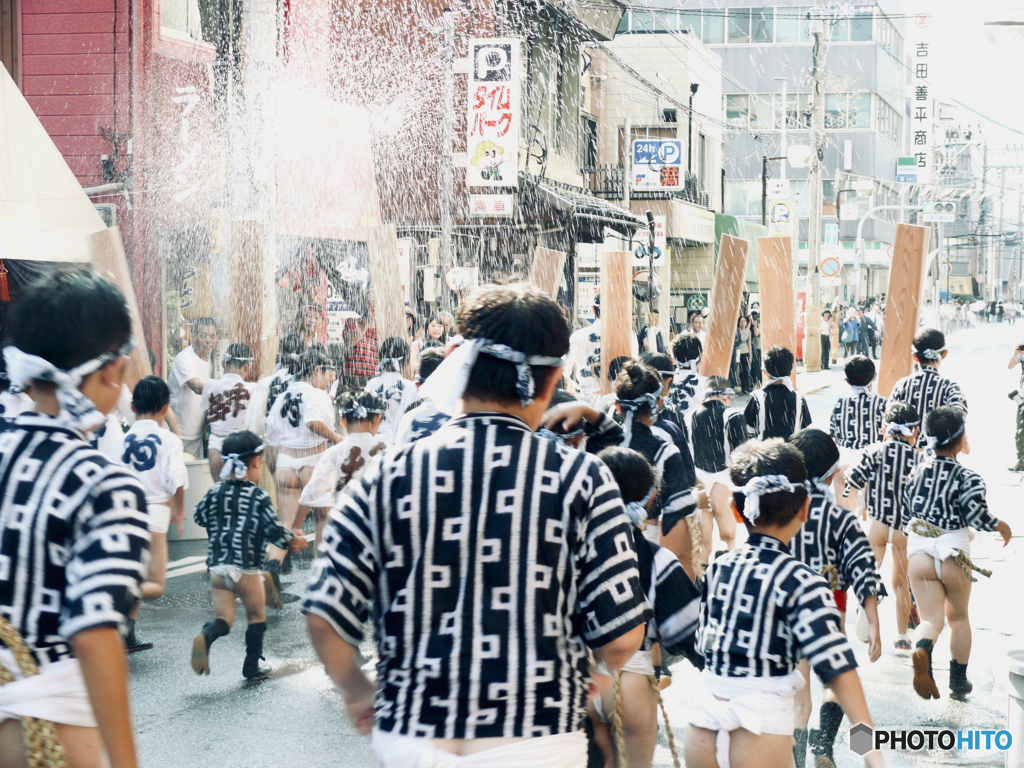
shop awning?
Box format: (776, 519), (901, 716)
(529, 180), (647, 233)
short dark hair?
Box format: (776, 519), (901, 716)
(336, 390), (385, 424)
(607, 355), (632, 383)
(547, 389), (577, 409)
(456, 284), (570, 406)
(278, 334), (307, 373)
(641, 352), (674, 379)
(132, 375), (170, 415)
(763, 345), (795, 378)
(295, 348), (333, 379)
(596, 446), (656, 504)
(728, 439), (809, 527)
(220, 430), (263, 467)
(593, 293), (601, 318)
(844, 355), (875, 386)
(925, 406), (965, 449)
(9, 270), (131, 370)
(192, 317), (217, 336)
(417, 347), (444, 382)
(223, 343), (253, 369)
(912, 328), (945, 362)
(884, 400), (920, 426)
(379, 337), (410, 371)
(671, 332), (703, 364)
(614, 361), (661, 419)
(789, 428), (840, 482)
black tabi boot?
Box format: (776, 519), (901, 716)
(793, 728), (808, 768)
(242, 622), (271, 680)
(124, 618), (154, 653)
(912, 638), (940, 700)
(281, 551), (294, 575)
(949, 660), (973, 701)
(811, 701), (844, 767)
(191, 618), (230, 676)
(263, 560), (284, 610)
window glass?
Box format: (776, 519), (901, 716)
(750, 96), (774, 130)
(655, 11), (677, 32)
(724, 180), (760, 217)
(728, 8), (752, 43)
(850, 9), (873, 41)
(632, 12), (655, 33)
(825, 94), (847, 129)
(776, 6), (801, 42)
(831, 17), (850, 42)
(848, 93), (871, 128)
(777, 93), (811, 128)
(725, 95), (750, 128)
(616, 12), (630, 35)
(679, 10), (701, 35)
(703, 10), (725, 43)
(753, 8), (773, 43)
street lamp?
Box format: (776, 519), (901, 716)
(688, 83), (699, 176)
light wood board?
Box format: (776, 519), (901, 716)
(367, 223), (408, 350)
(700, 234), (750, 379)
(231, 221), (264, 380)
(756, 237), (795, 385)
(600, 251), (632, 395)
(529, 247), (567, 299)
(877, 223), (928, 397)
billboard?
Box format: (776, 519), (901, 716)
(466, 39), (520, 188)
(632, 139), (683, 191)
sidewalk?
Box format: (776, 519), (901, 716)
(795, 361), (850, 394)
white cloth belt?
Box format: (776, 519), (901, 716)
(685, 669), (805, 768)
(275, 452), (322, 470)
(621, 649), (655, 677)
(371, 729), (587, 768)
(906, 521), (974, 580)
(0, 657), (97, 728)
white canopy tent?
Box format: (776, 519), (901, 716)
(0, 66), (105, 263)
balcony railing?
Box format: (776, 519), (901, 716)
(586, 164), (711, 208)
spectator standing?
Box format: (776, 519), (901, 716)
(168, 316), (219, 458)
(821, 310), (835, 370)
(734, 316), (753, 394)
(841, 310), (859, 359)
(342, 299), (379, 390)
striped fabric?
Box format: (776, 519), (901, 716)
(829, 392), (887, 449)
(303, 412), (652, 739)
(844, 439), (922, 529)
(665, 371), (704, 440)
(690, 401), (748, 473)
(697, 533), (857, 683)
(193, 480), (294, 570)
(744, 384), (812, 440)
(0, 414), (150, 667)
(633, 528), (701, 660)
(790, 489), (886, 605)
(889, 367), (967, 422)
(903, 456), (998, 533)
(622, 422), (697, 534)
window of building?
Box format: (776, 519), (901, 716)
(663, 109), (678, 123)
(725, 95), (750, 128)
(702, 10), (725, 43)
(876, 10), (904, 60)
(162, 0), (206, 40)
(580, 117), (598, 172)
(753, 8), (774, 43)
(850, 8), (873, 41)
(825, 93), (871, 129)
(775, 6), (807, 42)
(874, 95), (903, 147)
(728, 8), (752, 43)
(617, 11), (631, 35)
(775, 93), (812, 129)
(679, 10), (702, 36)
(750, 96), (774, 130)
(699, 133), (709, 192)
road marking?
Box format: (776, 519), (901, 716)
(166, 555), (207, 570)
(165, 563), (209, 579)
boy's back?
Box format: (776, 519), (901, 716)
(829, 391), (886, 449)
(365, 372), (418, 443)
(202, 373), (256, 440)
(122, 418), (188, 505)
(744, 384), (812, 440)
(194, 480), (292, 569)
(845, 440), (921, 530)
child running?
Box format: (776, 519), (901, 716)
(201, 342), (256, 480)
(844, 401), (924, 652)
(589, 446), (702, 768)
(191, 431), (307, 680)
(904, 406), (1011, 701)
(829, 355), (886, 509)
(665, 332), (704, 442)
(744, 346), (812, 440)
(788, 429), (885, 768)
(365, 336), (418, 444)
(684, 439), (882, 768)
(889, 329), (967, 425)
(120, 376), (189, 651)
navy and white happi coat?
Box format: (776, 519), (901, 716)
(303, 412), (652, 740)
(903, 456), (999, 533)
(844, 439), (922, 529)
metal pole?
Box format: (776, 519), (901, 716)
(762, 155), (768, 227)
(804, 0), (826, 371)
(776, 77), (788, 181)
(623, 117), (631, 210)
(998, 168), (1006, 301)
(440, 9), (455, 308)
(688, 92), (694, 175)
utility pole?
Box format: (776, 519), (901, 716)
(803, 0), (826, 372)
(440, 9), (455, 311)
(623, 116), (632, 210)
(998, 168), (1005, 301)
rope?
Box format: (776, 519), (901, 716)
(611, 672), (628, 768)
(687, 513), (704, 581)
(0, 615), (67, 768)
(649, 674), (682, 768)
(820, 564), (840, 591)
(910, 520), (993, 582)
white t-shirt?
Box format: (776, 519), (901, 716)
(246, 368), (292, 438)
(297, 432), (387, 508)
(365, 372), (419, 444)
(168, 346), (213, 440)
(120, 418), (188, 506)
(266, 380), (335, 449)
(201, 373), (256, 438)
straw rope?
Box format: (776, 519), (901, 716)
(649, 674), (682, 768)
(910, 519), (993, 582)
(687, 513), (704, 581)
(820, 564), (840, 591)
(0, 615), (67, 768)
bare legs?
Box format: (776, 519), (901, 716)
(867, 521), (911, 636)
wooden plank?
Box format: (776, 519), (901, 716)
(20, 13), (126, 35)
(599, 251), (632, 395)
(22, 74), (114, 96)
(367, 223), (407, 352)
(51, 135), (110, 156)
(38, 114), (109, 136)
(877, 223), (928, 397)
(700, 234), (750, 379)
(529, 247), (567, 299)
(26, 94), (114, 115)
(22, 0), (114, 13)
(22, 33), (122, 54)
(88, 227), (153, 391)
(231, 221), (264, 380)
(22, 53), (116, 75)
(756, 236), (795, 384)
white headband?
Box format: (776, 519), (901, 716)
(731, 474), (808, 525)
(223, 352), (254, 364)
(927, 423), (965, 451)
(917, 346), (946, 361)
(219, 443), (265, 480)
(419, 336), (564, 413)
(762, 370), (794, 390)
(850, 385), (872, 395)
(623, 485), (657, 527)
(377, 357), (405, 374)
(676, 360), (699, 373)
(617, 392), (660, 448)
(885, 420), (919, 438)
(4, 343), (130, 434)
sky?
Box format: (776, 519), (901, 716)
(900, 0), (1024, 149)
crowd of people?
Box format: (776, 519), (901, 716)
(0, 271), (1012, 768)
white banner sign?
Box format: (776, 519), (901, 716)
(909, 15), (933, 184)
(396, 238), (414, 304)
(469, 194), (514, 217)
(466, 39), (519, 188)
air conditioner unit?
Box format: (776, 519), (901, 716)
(94, 203), (117, 228)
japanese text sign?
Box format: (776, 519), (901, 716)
(466, 39), (520, 188)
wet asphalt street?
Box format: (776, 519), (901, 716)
(129, 321), (1024, 767)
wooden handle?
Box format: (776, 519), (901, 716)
(877, 224), (929, 397)
(700, 234), (750, 379)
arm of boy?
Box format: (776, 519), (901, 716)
(959, 472), (1006, 540)
(827, 670), (885, 768)
(72, 627), (139, 768)
(307, 420), (342, 445)
(170, 486), (185, 538)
